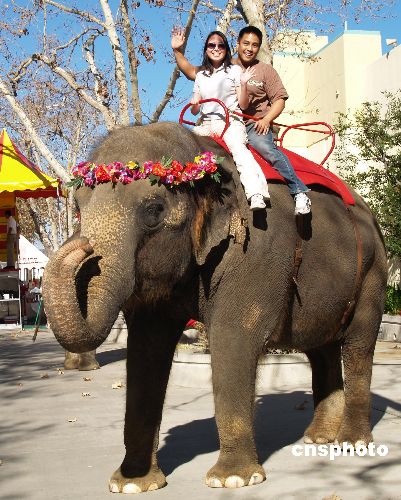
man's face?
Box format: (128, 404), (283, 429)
(237, 33), (261, 66)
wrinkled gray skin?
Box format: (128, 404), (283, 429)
(42, 122), (387, 493)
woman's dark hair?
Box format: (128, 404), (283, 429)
(201, 31), (232, 75)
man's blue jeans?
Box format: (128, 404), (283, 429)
(246, 122), (309, 195)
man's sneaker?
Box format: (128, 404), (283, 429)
(250, 194), (266, 211)
(294, 192), (311, 215)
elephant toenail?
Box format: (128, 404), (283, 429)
(147, 483), (159, 491)
(109, 482), (120, 493)
(303, 436), (313, 444)
(225, 475), (245, 488)
(122, 483), (141, 494)
(207, 477), (223, 488)
(355, 440), (368, 448)
(316, 437), (329, 444)
(249, 473), (264, 485)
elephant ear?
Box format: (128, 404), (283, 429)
(191, 136), (250, 266)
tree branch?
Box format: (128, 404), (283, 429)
(0, 76), (69, 182)
(120, 0), (142, 124)
(217, 0), (237, 34)
(151, 0), (200, 123)
(83, 33), (111, 109)
(99, 0), (130, 125)
(43, 0), (106, 27)
(34, 53), (117, 130)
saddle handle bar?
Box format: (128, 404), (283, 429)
(179, 98), (335, 165)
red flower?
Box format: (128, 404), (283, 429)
(95, 165), (112, 183)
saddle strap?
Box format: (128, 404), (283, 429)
(292, 216), (304, 287)
(340, 207), (364, 327)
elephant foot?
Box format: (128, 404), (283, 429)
(304, 419), (341, 444)
(78, 351), (100, 371)
(304, 390), (344, 444)
(109, 467), (166, 494)
(64, 350), (99, 371)
(205, 458), (265, 489)
(64, 351), (80, 370)
(335, 419), (373, 446)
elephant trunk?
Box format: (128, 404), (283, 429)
(42, 237), (126, 353)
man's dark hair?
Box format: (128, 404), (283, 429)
(201, 31), (232, 75)
(5, 210), (11, 217)
(238, 26), (263, 45)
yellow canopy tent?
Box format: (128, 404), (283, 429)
(0, 128), (61, 263)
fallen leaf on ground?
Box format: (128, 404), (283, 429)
(81, 392), (91, 397)
(40, 373), (49, 379)
(68, 417), (77, 422)
(294, 400), (308, 410)
(83, 377), (92, 381)
(0, 459), (3, 466)
(57, 368), (64, 375)
(16, 383), (23, 387)
(322, 495), (342, 500)
(112, 381), (125, 389)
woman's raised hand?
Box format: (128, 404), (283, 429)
(171, 26), (186, 50)
(240, 66), (256, 85)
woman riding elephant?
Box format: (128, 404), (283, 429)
(42, 121), (387, 494)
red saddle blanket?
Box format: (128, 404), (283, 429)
(211, 136), (355, 205)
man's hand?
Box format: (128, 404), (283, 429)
(171, 26), (185, 51)
(240, 66), (255, 85)
(254, 116), (271, 135)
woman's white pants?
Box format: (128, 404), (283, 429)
(193, 119), (270, 200)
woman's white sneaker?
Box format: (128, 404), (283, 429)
(250, 194), (266, 211)
(294, 193), (311, 215)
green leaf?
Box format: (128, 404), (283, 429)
(161, 156), (173, 168)
(211, 172), (221, 183)
(149, 174), (159, 186)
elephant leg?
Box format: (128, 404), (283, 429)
(336, 342), (374, 445)
(335, 265), (384, 445)
(109, 313), (180, 494)
(304, 341), (344, 443)
(205, 324), (265, 489)
(63, 350), (99, 371)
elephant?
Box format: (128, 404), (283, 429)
(42, 121), (387, 493)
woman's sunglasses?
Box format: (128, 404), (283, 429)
(207, 42), (226, 50)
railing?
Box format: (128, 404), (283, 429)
(179, 98), (336, 166)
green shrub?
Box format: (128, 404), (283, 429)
(384, 285), (401, 315)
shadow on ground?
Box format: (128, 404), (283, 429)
(96, 348), (126, 367)
(158, 390), (400, 477)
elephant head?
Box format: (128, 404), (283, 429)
(42, 122), (248, 353)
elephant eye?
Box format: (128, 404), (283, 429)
(141, 200), (166, 228)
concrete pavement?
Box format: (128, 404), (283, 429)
(1, 329), (400, 500)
